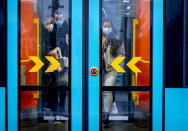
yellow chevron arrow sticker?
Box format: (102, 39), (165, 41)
(29, 56), (44, 72)
(45, 56), (60, 72)
(111, 57), (126, 73)
(127, 57), (142, 73)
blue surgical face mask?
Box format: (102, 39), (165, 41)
(103, 27), (112, 35)
(55, 19), (64, 26)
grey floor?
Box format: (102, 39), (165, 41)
(103, 123), (149, 131)
(21, 122), (68, 131)
(21, 122), (149, 131)
(21, 92), (150, 131)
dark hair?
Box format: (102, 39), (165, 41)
(54, 8), (64, 15)
(102, 19), (121, 56)
(107, 38), (122, 57)
(102, 19), (117, 38)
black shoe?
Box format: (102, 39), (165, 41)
(103, 113), (111, 128)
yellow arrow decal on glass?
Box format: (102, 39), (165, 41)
(111, 57), (126, 73)
(29, 56), (44, 72)
(127, 57), (141, 73)
(45, 56), (60, 72)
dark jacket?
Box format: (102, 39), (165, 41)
(50, 21), (69, 57)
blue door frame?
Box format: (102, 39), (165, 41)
(88, 0), (100, 130)
(6, 0), (163, 131)
(72, 0), (83, 130)
(88, 0), (164, 131)
(153, 0), (164, 131)
(0, 87), (5, 131)
(7, 0), (83, 131)
(7, 0), (18, 131)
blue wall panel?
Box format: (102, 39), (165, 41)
(72, 0), (83, 131)
(153, 0), (163, 131)
(0, 88), (5, 131)
(88, 0), (100, 131)
(165, 88), (188, 131)
(7, 0), (18, 130)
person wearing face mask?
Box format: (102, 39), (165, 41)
(102, 19), (125, 127)
(43, 8), (69, 125)
(45, 8), (69, 56)
(44, 8), (69, 85)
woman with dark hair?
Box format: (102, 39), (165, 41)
(102, 19), (125, 127)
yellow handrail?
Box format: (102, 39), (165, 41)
(21, 58), (31, 63)
(140, 59), (150, 64)
(132, 19), (150, 105)
(34, 18), (40, 85)
(132, 19), (150, 86)
(132, 19), (139, 86)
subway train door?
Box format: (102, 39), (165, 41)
(7, 0), (83, 131)
(7, 0), (163, 131)
(88, 0), (163, 131)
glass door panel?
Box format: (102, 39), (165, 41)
(101, 0), (151, 87)
(7, 0), (83, 130)
(99, 0), (152, 130)
(20, 90), (69, 130)
(101, 91), (151, 130)
(20, 0), (71, 86)
(19, 0), (73, 131)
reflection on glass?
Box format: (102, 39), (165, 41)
(184, 0), (188, 87)
(101, 0), (151, 87)
(0, 0), (6, 86)
(20, 0), (70, 86)
(20, 91), (69, 130)
(102, 91), (151, 130)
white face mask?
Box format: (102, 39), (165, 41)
(103, 27), (112, 35)
(55, 19), (64, 26)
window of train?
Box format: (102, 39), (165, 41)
(101, 0), (151, 87)
(101, 0), (152, 130)
(0, 0), (6, 86)
(19, 0), (71, 130)
(164, 0), (188, 88)
(20, 0), (70, 86)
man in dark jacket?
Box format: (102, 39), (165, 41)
(44, 7), (69, 84)
(44, 8), (69, 124)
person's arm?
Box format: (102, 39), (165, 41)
(66, 34), (69, 45)
(116, 43), (125, 57)
(64, 21), (69, 45)
(44, 17), (54, 32)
